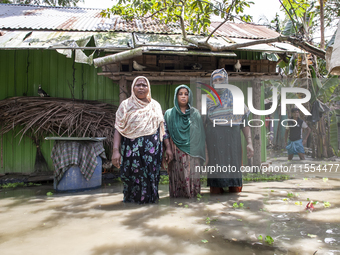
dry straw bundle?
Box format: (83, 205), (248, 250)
(0, 97), (118, 147)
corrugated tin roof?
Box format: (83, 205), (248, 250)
(210, 22), (280, 39)
(0, 4), (305, 55)
(0, 4), (182, 33)
(0, 30), (303, 55)
(0, 30), (133, 49)
(1, 4), (282, 39)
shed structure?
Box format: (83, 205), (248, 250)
(0, 3), (304, 174)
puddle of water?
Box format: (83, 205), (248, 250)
(0, 178), (340, 254)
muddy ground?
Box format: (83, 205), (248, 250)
(1, 151), (340, 255)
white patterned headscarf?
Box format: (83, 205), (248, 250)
(115, 76), (165, 141)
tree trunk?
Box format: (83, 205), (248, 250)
(310, 124), (317, 158)
(319, 116), (328, 158)
(320, 0), (325, 49)
(252, 79), (262, 169)
(179, 6), (187, 40)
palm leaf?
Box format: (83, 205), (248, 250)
(317, 76), (339, 102)
(282, 19), (296, 36)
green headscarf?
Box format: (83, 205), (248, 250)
(164, 85), (206, 160)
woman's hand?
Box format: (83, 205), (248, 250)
(204, 144), (209, 166)
(246, 144), (254, 158)
(163, 138), (173, 164)
(242, 126), (254, 158)
(112, 130), (122, 169)
(165, 147), (173, 163)
(112, 150), (121, 169)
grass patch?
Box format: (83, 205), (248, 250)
(158, 172), (289, 185)
(243, 173), (290, 182)
(159, 175), (169, 184)
(0, 182), (42, 189)
(200, 176), (207, 183)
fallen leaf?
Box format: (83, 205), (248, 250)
(265, 235), (274, 244)
(324, 202), (331, 208)
(308, 234), (317, 238)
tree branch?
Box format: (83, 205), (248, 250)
(187, 36), (326, 59)
(205, 0), (236, 44)
(144, 8), (167, 19)
(178, 4), (187, 40)
(288, 0), (303, 34)
(278, 0), (299, 35)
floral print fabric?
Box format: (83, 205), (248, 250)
(168, 139), (201, 198)
(120, 127), (169, 204)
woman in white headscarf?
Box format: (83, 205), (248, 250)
(112, 76), (173, 204)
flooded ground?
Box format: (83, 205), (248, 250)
(1, 153), (340, 255)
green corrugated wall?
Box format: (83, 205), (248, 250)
(153, 80), (267, 165)
(0, 49), (267, 174)
(0, 49), (119, 174)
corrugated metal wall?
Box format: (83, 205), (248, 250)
(152, 80), (267, 165)
(0, 49), (119, 174)
(0, 49), (267, 174)
(234, 81), (267, 165)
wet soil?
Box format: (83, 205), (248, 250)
(1, 152), (340, 255)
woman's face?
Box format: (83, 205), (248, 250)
(133, 78), (149, 101)
(212, 74), (225, 85)
(177, 88), (189, 107)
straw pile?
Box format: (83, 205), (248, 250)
(0, 97), (118, 147)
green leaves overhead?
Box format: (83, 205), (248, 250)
(280, 0), (316, 38)
(310, 66), (339, 103)
(282, 19), (296, 36)
(101, 0), (254, 35)
(282, 0), (310, 18)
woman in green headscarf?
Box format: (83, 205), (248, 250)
(164, 85), (207, 198)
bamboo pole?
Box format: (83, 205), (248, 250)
(93, 47), (148, 68)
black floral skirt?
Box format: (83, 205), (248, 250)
(120, 129), (163, 204)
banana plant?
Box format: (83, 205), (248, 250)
(309, 66), (339, 157)
(310, 66), (339, 103)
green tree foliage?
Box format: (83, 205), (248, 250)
(101, 0), (254, 38)
(280, 0), (340, 38)
(279, 0), (315, 39)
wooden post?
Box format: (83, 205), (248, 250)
(195, 77), (202, 113)
(252, 78), (262, 168)
(119, 76), (128, 104)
